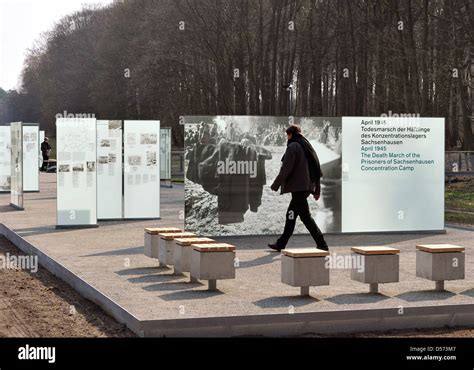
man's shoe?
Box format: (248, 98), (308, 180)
(268, 243), (283, 252)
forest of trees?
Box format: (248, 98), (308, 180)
(0, 0), (472, 149)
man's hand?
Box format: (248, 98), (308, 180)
(313, 183), (321, 201)
(270, 183), (279, 192)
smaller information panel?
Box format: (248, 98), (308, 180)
(23, 124), (39, 192)
(160, 128), (172, 181)
(341, 117), (445, 232)
(97, 120), (123, 220)
(10, 122), (23, 209)
(124, 120), (160, 219)
(0, 125), (11, 192)
(56, 118), (97, 227)
(39, 130), (45, 169)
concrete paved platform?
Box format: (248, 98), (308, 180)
(0, 173), (473, 337)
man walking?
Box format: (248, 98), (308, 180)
(269, 125), (328, 251)
(40, 137), (51, 172)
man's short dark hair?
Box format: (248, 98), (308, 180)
(286, 124), (301, 135)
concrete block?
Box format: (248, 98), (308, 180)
(144, 228), (181, 260)
(158, 232), (196, 266)
(173, 244), (188, 274)
(173, 238), (215, 274)
(281, 255), (329, 288)
(416, 250), (465, 281)
(191, 249), (236, 281)
(351, 253), (399, 284)
(144, 233), (159, 259)
(159, 239), (176, 266)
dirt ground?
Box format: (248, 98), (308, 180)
(0, 236), (134, 338)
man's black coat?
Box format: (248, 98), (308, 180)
(271, 140), (321, 196)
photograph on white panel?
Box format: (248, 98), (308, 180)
(140, 133), (158, 145)
(128, 155), (142, 167)
(72, 164), (84, 172)
(87, 161), (96, 172)
(100, 139), (111, 148)
(58, 165), (70, 173)
(98, 156), (109, 164)
(184, 116), (342, 237)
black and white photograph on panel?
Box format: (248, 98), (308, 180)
(58, 164), (70, 173)
(98, 156), (109, 165)
(184, 116), (342, 236)
(86, 161), (96, 172)
(0, 175), (11, 191)
(100, 139), (111, 148)
(72, 164), (85, 172)
(140, 133), (158, 145)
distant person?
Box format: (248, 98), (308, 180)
(320, 121), (330, 145)
(269, 124), (328, 252)
(199, 123), (212, 145)
(40, 137), (52, 171)
(226, 122), (236, 142)
(210, 124), (218, 143)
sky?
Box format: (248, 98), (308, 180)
(0, 0), (113, 91)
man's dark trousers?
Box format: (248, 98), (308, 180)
(276, 191), (328, 250)
(41, 154), (49, 171)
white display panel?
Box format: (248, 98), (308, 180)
(124, 120), (160, 219)
(97, 120), (123, 219)
(39, 130), (45, 168)
(10, 122), (23, 209)
(23, 125), (39, 192)
(160, 128), (172, 180)
(56, 118), (97, 227)
(342, 117), (444, 232)
(0, 126), (11, 192)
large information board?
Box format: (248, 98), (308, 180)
(97, 120), (123, 220)
(184, 115), (444, 236)
(341, 117), (445, 232)
(124, 120), (160, 219)
(0, 125), (11, 192)
(10, 122), (23, 210)
(56, 118), (97, 227)
(22, 124), (39, 192)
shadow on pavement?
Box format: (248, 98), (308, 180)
(326, 292), (390, 305)
(143, 280), (203, 292)
(115, 266), (170, 276)
(460, 288), (474, 298)
(395, 290), (456, 302)
(239, 252), (280, 268)
(83, 246), (144, 257)
(253, 295), (319, 308)
(158, 289), (224, 301)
